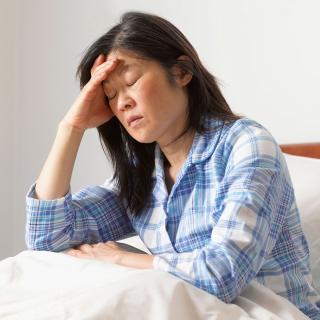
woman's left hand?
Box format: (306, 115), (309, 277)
(66, 241), (128, 264)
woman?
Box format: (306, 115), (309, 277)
(25, 11), (320, 318)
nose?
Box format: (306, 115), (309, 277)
(117, 91), (136, 111)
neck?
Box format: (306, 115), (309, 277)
(159, 129), (195, 170)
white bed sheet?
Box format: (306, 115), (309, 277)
(0, 249), (309, 320)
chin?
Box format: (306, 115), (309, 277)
(130, 131), (156, 144)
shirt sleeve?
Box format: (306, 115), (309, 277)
(25, 177), (137, 252)
(153, 120), (294, 303)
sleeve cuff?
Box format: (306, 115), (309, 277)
(25, 181), (72, 207)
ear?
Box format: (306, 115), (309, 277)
(171, 55), (193, 87)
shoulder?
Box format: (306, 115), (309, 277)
(192, 116), (290, 182)
(222, 118), (281, 162)
(224, 117), (275, 145)
(217, 118), (292, 185)
(192, 116), (281, 166)
(226, 119), (296, 189)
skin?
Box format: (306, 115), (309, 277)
(66, 241), (155, 269)
(66, 48), (195, 269)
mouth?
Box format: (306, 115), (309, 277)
(128, 116), (144, 127)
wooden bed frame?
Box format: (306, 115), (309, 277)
(280, 143), (320, 159)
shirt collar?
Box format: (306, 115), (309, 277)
(191, 116), (225, 164)
(153, 116), (225, 178)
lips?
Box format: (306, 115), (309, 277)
(127, 115), (143, 126)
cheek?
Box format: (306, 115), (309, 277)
(107, 103), (125, 128)
(107, 98), (120, 118)
(136, 78), (165, 106)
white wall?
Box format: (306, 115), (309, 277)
(0, 0), (16, 258)
(1, 0), (319, 259)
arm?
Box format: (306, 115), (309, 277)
(118, 252), (154, 269)
(152, 122), (293, 303)
(25, 56), (131, 251)
(25, 176), (136, 252)
(34, 120), (85, 200)
(26, 120), (136, 252)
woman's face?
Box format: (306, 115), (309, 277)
(103, 49), (191, 146)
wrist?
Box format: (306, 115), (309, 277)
(59, 119), (86, 135)
(117, 251), (154, 269)
(115, 251), (123, 265)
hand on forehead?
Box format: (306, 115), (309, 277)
(106, 49), (142, 71)
(102, 50), (145, 90)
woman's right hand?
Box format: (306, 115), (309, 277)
(62, 54), (119, 131)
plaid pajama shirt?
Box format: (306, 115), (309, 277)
(26, 116), (320, 319)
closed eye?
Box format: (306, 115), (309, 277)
(106, 77), (139, 100)
(127, 78), (138, 86)
(107, 93), (117, 101)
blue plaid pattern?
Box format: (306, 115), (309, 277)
(25, 117), (320, 319)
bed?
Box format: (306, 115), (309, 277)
(0, 143), (319, 320)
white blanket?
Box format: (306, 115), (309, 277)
(0, 250), (309, 320)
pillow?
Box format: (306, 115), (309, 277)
(283, 153), (320, 292)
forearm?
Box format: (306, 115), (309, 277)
(35, 120), (85, 200)
(118, 252), (155, 269)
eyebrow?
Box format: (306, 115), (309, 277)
(102, 62), (138, 86)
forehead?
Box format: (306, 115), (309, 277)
(107, 48), (141, 61)
(102, 50), (146, 86)
(107, 49), (145, 72)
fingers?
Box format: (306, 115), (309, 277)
(77, 243), (93, 253)
(90, 55), (119, 77)
(66, 243), (91, 256)
(83, 59), (118, 96)
(91, 241), (117, 248)
(69, 241), (117, 254)
(90, 54), (105, 74)
(95, 242), (104, 247)
(68, 250), (94, 261)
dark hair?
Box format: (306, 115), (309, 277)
(76, 11), (240, 216)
